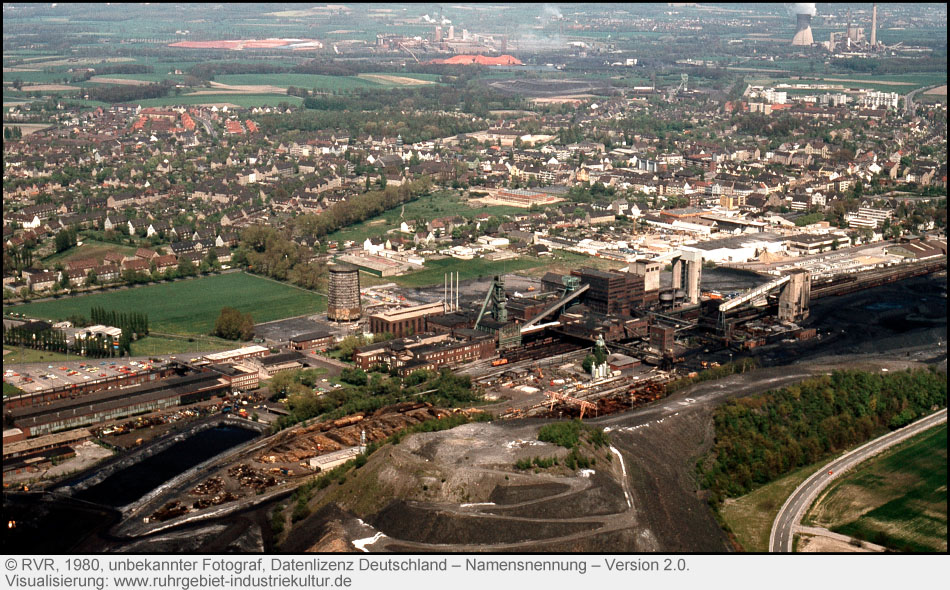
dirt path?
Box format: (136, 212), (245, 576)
(796, 525), (887, 552)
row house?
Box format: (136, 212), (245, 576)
(121, 258), (150, 273)
(20, 203), (58, 220)
(193, 181), (231, 203)
(305, 176), (343, 195)
(66, 258), (99, 273)
(65, 269), (87, 287)
(6, 213), (42, 229)
(154, 254), (178, 272)
(25, 270), (60, 292)
(106, 190), (163, 209)
(146, 220), (172, 238)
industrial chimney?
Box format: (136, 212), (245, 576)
(791, 13), (814, 46)
(871, 4), (877, 47)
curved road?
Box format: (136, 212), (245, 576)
(905, 84), (943, 116)
(770, 407), (947, 552)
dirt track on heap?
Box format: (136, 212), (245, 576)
(302, 352), (936, 553)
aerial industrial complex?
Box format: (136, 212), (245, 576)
(2, 2), (946, 558)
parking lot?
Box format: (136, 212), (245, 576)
(4, 357), (169, 395)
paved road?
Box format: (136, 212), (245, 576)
(194, 115), (218, 139)
(770, 407), (947, 553)
(905, 84), (943, 116)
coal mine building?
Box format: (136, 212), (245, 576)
(288, 330), (334, 351)
(6, 371), (229, 437)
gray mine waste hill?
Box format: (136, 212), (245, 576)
(280, 418), (723, 552)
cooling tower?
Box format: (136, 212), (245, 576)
(791, 13), (814, 46)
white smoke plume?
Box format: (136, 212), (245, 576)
(787, 3), (817, 16)
(542, 4), (563, 20)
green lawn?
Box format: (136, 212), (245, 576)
(42, 239), (138, 266)
(129, 333), (240, 356)
(326, 190), (532, 245)
(142, 94), (305, 107)
(215, 73), (384, 91)
(747, 73), (946, 96)
(3, 70), (76, 84)
(805, 423), (947, 553)
(719, 458), (837, 552)
(85, 72), (187, 84)
(3, 381), (25, 397)
(2, 347), (72, 365)
(13, 272), (326, 336)
(393, 256), (548, 288)
(55, 94), (304, 109)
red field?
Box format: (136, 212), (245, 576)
(428, 54), (523, 66)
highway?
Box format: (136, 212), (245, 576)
(769, 407), (947, 552)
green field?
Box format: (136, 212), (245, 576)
(748, 73), (946, 96)
(47, 94), (304, 109)
(3, 381), (25, 397)
(804, 423), (947, 553)
(85, 72), (187, 84)
(12, 272), (326, 335)
(1, 347), (72, 365)
(719, 458), (837, 552)
(129, 333), (240, 356)
(392, 256), (549, 288)
(215, 73), (381, 91)
(141, 93), (304, 107)
(326, 190), (530, 245)
(43, 239), (138, 266)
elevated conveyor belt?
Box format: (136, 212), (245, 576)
(521, 284), (590, 330)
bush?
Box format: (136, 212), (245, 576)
(270, 508), (285, 535)
(538, 420), (584, 449)
(514, 458), (533, 470)
(290, 499), (310, 522)
(340, 367), (368, 386)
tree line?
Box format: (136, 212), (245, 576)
(700, 368), (947, 504)
(2, 323), (132, 358)
(292, 177), (433, 240)
(84, 79), (174, 104)
(90, 306), (149, 336)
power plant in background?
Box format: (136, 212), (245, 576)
(823, 4), (883, 53)
(327, 263), (361, 322)
(790, 3), (816, 46)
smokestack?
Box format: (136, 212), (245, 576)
(456, 272), (459, 312)
(871, 4), (877, 47)
(792, 13), (814, 46)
